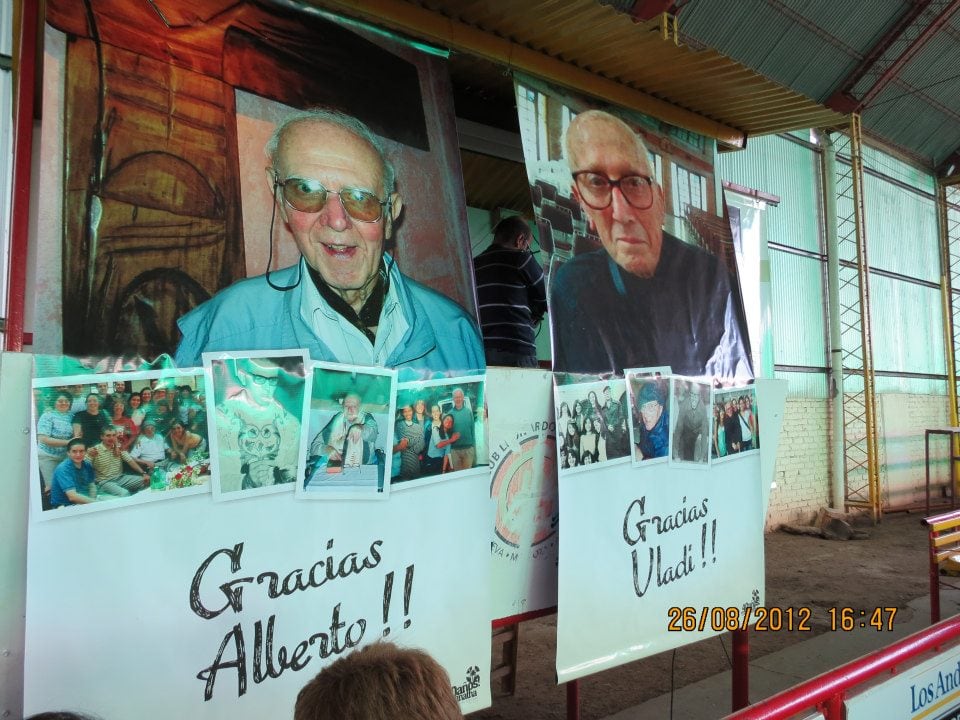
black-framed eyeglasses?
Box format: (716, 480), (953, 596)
(273, 172), (388, 223)
(247, 373), (279, 387)
(572, 171), (655, 211)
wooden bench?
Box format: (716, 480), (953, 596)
(923, 508), (960, 623)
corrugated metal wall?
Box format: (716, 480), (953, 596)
(860, 145), (944, 394)
(718, 133), (828, 397)
(718, 131), (946, 398)
(862, 173), (939, 281)
(722, 134), (822, 252)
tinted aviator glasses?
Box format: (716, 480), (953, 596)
(572, 171), (655, 211)
(273, 172), (388, 222)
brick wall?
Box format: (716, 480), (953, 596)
(877, 393), (950, 510)
(764, 393), (950, 529)
(767, 397), (831, 529)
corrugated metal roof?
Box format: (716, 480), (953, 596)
(318, 0), (847, 145)
(459, 149), (533, 214)
(318, 0), (960, 167)
(674, 0), (960, 168)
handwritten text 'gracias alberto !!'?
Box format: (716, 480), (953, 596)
(189, 539), (414, 701)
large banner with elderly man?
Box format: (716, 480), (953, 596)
(38, 0), (482, 377)
(515, 74), (785, 680)
(19, 4), (494, 718)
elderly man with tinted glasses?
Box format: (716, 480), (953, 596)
(174, 108), (484, 377)
(549, 109), (751, 381)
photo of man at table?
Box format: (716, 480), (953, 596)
(300, 362), (396, 500)
(205, 350), (309, 500)
(31, 371), (211, 517)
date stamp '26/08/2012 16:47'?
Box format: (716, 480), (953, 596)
(666, 606), (898, 633)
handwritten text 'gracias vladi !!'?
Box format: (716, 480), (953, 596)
(189, 540), (414, 701)
(622, 496), (716, 598)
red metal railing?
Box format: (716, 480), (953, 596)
(722, 614), (960, 720)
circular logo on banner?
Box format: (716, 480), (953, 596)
(491, 433), (558, 548)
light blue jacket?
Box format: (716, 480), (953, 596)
(174, 262), (485, 378)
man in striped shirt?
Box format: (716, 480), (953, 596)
(473, 216), (547, 367)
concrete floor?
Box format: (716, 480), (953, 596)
(604, 587), (960, 720)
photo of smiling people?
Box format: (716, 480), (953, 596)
(554, 377), (630, 475)
(712, 384), (759, 462)
(669, 377), (713, 469)
(204, 350), (310, 500)
(299, 362), (397, 500)
(625, 367), (671, 466)
(31, 369), (210, 518)
(391, 376), (487, 490)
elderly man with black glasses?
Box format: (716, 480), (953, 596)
(174, 108), (484, 377)
(549, 109), (751, 381)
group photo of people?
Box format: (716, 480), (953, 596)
(392, 378), (487, 488)
(712, 386), (760, 461)
(206, 351), (308, 499)
(626, 368), (671, 465)
(301, 363), (396, 499)
(554, 380), (631, 473)
(31, 373), (209, 513)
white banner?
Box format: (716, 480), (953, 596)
(486, 368), (558, 620)
(556, 379), (785, 681)
(23, 468), (492, 717)
(846, 643), (960, 719)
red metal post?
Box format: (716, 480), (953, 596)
(5, 0), (40, 351)
(566, 679), (580, 720)
(724, 614), (960, 719)
(732, 628), (750, 710)
(819, 693), (845, 720)
(930, 523), (941, 624)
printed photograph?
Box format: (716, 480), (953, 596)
(554, 378), (631, 475)
(669, 377), (713, 469)
(204, 350), (309, 501)
(41, 1), (483, 371)
(712, 385), (760, 462)
(391, 376), (487, 490)
(31, 370), (210, 518)
(299, 362), (397, 500)
(514, 76), (753, 382)
(625, 367), (672, 466)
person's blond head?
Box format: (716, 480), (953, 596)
(294, 642), (463, 720)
